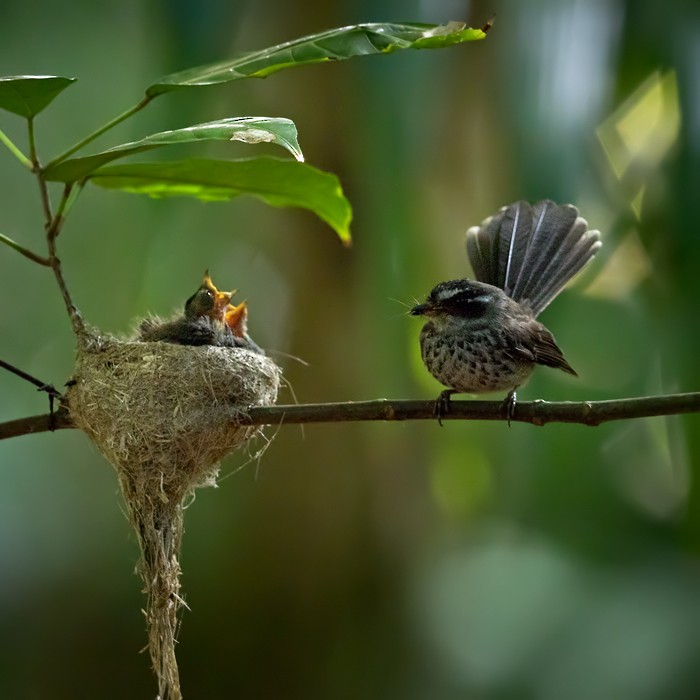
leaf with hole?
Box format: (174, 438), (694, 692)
(0, 76), (77, 118)
(89, 157), (352, 243)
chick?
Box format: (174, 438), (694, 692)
(224, 301), (263, 354)
(139, 272), (235, 346)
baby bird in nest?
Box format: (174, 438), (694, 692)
(225, 300), (262, 353)
(139, 272), (261, 352)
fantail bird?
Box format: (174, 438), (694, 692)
(411, 200), (601, 421)
(139, 271), (236, 346)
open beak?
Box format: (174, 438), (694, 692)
(202, 270), (216, 291)
(214, 289), (238, 319)
(201, 271), (236, 317)
(225, 301), (248, 335)
(215, 289), (235, 315)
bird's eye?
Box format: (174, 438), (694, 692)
(444, 292), (492, 319)
(204, 290), (213, 299)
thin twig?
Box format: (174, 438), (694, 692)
(42, 94), (155, 172)
(0, 359), (62, 398)
(0, 127), (32, 168)
(45, 185), (86, 337)
(24, 115), (86, 337)
(2, 393), (699, 442)
(0, 233), (50, 266)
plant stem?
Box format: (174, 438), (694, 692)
(27, 118), (54, 224)
(0, 128), (32, 168)
(0, 359), (62, 398)
(43, 94), (155, 172)
(46, 185), (85, 337)
(26, 117), (86, 337)
(0, 233), (50, 266)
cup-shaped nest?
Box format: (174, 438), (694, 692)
(65, 329), (281, 699)
(66, 330), (280, 498)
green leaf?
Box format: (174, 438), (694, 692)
(44, 117), (303, 182)
(89, 157), (352, 243)
(147, 21), (487, 96)
(0, 75), (77, 118)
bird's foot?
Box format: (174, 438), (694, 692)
(503, 388), (518, 427)
(434, 389), (456, 427)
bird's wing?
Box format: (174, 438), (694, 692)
(507, 321), (577, 376)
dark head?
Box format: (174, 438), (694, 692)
(185, 271), (235, 321)
(411, 279), (502, 321)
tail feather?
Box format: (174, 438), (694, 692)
(529, 230), (602, 315)
(465, 200), (601, 317)
(497, 201), (533, 296)
(509, 202), (579, 306)
(466, 217), (499, 284)
(466, 202), (536, 297)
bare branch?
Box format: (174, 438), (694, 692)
(2, 392), (699, 442)
(0, 406), (72, 440)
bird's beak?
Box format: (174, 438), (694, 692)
(215, 289), (236, 314)
(202, 270), (216, 290)
(410, 303), (429, 316)
(225, 301), (248, 334)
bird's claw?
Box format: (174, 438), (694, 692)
(503, 388), (518, 427)
(434, 389), (456, 427)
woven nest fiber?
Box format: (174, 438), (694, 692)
(66, 328), (281, 699)
(67, 330), (280, 495)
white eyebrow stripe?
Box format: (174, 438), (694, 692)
(437, 290), (492, 303)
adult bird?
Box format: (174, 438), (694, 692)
(411, 200), (601, 421)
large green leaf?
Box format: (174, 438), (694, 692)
(89, 157), (352, 243)
(44, 117), (303, 182)
(0, 75), (77, 118)
(147, 21), (487, 96)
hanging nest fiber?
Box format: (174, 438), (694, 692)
(66, 327), (280, 699)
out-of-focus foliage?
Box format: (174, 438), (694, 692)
(1, 1), (699, 699)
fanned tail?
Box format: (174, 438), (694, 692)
(465, 200), (601, 317)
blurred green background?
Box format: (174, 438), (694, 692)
(2, 1), (700, 698)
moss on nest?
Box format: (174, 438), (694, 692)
(66, 327), (280, 699)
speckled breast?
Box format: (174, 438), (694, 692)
(419, 322), (534, 394)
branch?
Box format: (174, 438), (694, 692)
(0, 127), (32, 169)
(0, 359), (63, 397)
(27, 117), (87, 337)
(2, 392), (699, 441)
(0, 407), (73, 440)
(45, 185), (86, 337)
(0, 232), (50, 266)
(42, 94), (155, 172)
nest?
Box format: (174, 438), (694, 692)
(66, 327), (280, 699)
